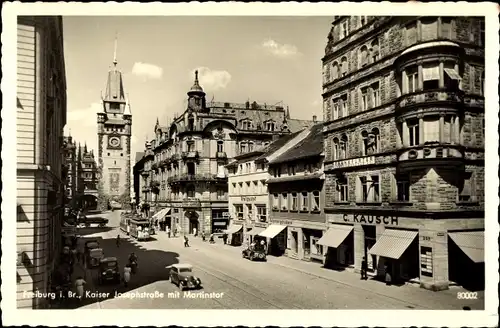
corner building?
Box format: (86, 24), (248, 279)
(140, 71), (314, 235)
(321, 16), (484, 291)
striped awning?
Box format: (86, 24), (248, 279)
(448, 231), (484, 263)
(259, 224), (287, 238)
(152, 208), (171, 221)
(247, 227), (265, 236)
(369, 229), (418, 259)
(444, 68), (462, 80)
(317, 224), (353, 248)
(225, 224), (243, 234)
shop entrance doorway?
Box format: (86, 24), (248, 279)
(185, 211), (199, 235)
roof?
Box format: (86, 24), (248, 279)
(104, 69), (126, 103)
(270, 123), (324, 164)
(254, 130), (304, 163)
(226, 150), (266, 168)
(287, 118), (319, 133)
(266, 172), (324, 184)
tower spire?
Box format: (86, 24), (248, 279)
(113, 32), (118, 68)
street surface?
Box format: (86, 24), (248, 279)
(71, 211), (484, 310)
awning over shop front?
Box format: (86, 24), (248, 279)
(225, 224), (243, 234)
(368, 229), (418, 259)
(258, 224), (287, 239)
(152, 208), (171, 221)
(317, 224), (353, 248)
(247, 227), (265, 236)
(448, 231), (484, 263)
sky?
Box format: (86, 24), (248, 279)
(62, 16), (333, 157)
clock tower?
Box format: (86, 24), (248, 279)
(97, 39), (132, 203)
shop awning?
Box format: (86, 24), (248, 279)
(225, 224), (243, 234)
(317, 225), (353, 248)
(368, 229), (418, 259)
(258, 224), (287, 239)
(247, 227), (265, 236)
(152, 208), (171, 221)
(444, 68), (462, 80)
(448, 231), (484, 263)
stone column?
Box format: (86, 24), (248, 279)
(419, 116), (424, 145)
(439, 61), (444, 88)
(354, 224), (365, 272)
(418, 65), (423, 91)
(402, 120), (408, 147)
(439, 115), (445, 142)
(455, 116), (461, 143)
(298, 228), (304, 260)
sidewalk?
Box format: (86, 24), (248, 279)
(170, 235), (484, 310)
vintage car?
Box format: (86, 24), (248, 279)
(167, 264), (202, 291)
(97, 257), (120, 284)
(79, 215), (109, 228)
(242, 244), (267, 261)
(87, 248), (104, 268)
(84, 240), (100, 255)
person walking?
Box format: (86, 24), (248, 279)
(361, 256), (368, 280)
(116, 234), (121, 248)
(123, 265), (132, 287)
(184, 235), (190, 247)
(384, 263), (392, 286)
(74, 276), (86, 302)
(193, 227), (197, 237)
(167, 226), (171, 238)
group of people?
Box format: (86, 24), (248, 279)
(360, 256), (393, 285)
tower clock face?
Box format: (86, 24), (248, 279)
(109, 137), (121, 147)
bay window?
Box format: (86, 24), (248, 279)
(406, 67), (418, 94)
(422, 64), (440, 90)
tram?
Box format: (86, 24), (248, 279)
(129, 218), (151, 241)
(120, 214), (131, 235)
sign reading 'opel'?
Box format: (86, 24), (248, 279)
(241, 196), (257, 202)
(332, 156), (375, 169)
(343, 214), (398, 225)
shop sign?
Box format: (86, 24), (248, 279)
(271, 219), (293, 226)
(241, 196), (257, 202)
(222, 212), (230, 217)
(332, 156), (375, 169)
(343, 214), (398, 225)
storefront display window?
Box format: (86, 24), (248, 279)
(420, 246), (433, 277)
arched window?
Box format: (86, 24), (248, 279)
(359, 45), (369, 67)
(370, 39), (379, 63)
(332, 98), (339, 120)
(332, 62), (339, 80)
(362, 128), (380, 155)
(332, 137), (340, 160)
(324, 64), (331, 82)
(217, 140), (224, 152)
(341, 57), (348, 77)
(340, 134), (348, 159)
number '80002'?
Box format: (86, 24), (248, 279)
(457, 292), (478, 299)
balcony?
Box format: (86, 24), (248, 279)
(216, 152), (228, 160)
(167, 173), (228, 185)
(396, 143), (464, 171)
(182, 197), (201, 208)
(182, 151), (200, 161)
(396, 89), (463, 117)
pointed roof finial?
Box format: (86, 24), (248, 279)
(286, 105), (290, 119)
(195, 70), (199, 83)
(156, 117), (159, 125)
(68, 128), (72, 137)
(113, 32), (118, 67)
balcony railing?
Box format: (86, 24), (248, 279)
(396, 89), (464, 111)
(182, 197), (201, 208)
(167, 173), (228, 184)
(182, 151), (200, 161)
(396, 143), (464, 170)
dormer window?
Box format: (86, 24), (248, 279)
(241, 119), (252, 130)
(265, 121), (276, 131)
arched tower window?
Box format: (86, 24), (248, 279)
(341, 57), (348, 77)
(332, 137), (340, 160)
(359, 45), (369, 67)
(332, 62), (339, 80)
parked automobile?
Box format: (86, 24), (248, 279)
(242, 245), (267, 261)
(79, 215), (109, 228)
(97, 257), (120, 284)
(84, 240), (100, 255)
(88, 248), (104, 268)
(167, 264), (202, 291)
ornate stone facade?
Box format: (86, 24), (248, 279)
(322, 16), (484, 291)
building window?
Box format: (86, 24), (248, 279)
(481, 71), (485, 96)
(188, 115), (194, 131)
(406, 67), (418, 94)
(423, 117), (440, 143)
(291, 192), (298, 211)
(246, 204), (253, 220)
(341, 57), (348, 77)
(245, 163), (251, 173)
(332, 137), (339, 161)
(187, 141), (195, 152)
(241, 120), (252, 130)
(395, 173), (411, 202)
(360, 16), (368, 26)
(370, 39), (379, 63)
(443, 116), (452, 144)
(217, 140), (224, 152)
(359, 45), (369, 67)
(240, 142), (247, 153)
(266, 121), (275, 131)
(287, 165), (296, 175)
(362, 128), (380, 155)
(340, 95), (348, 117)
(301, 191), (309, 210)
(312, 191), (320, 211)
(340, 20), (349, 39)
(361, 87), (369, 111)
(458, 172), (473, 202)
(337, 176), (349, 202)
(272, 193), (279, 209)
(372, 82), (380, 107)
(408, 119), (420, 146)
(257, 206), (267, 222)
(359, 175), (380, 203)
(281, 193), (288, 210)
(235, 204), (243, 219)
(422, 64), (440, 90)
(339, 134), (348, 159)
(332, 62), (339, 80)
(248, 142), (254, 152)
(186, 185), (195, 198)
(332, 99), (339, 120)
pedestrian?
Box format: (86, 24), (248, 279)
(184, 235), (190, 247)
(193, 227), (197, 237)
(167, 226), (171, 238)
(74, 276), (86, 302)
(222, 233), (228, 245)
(123, 264), (131, 287)
(361, 256), (368, 280)
(384, 263), (392, 286)
(201, 231), (206, 242)
(209, 233), (215, 244)
(116, 234), (121, 248)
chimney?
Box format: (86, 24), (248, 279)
(313, 115), (317, 123)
